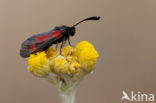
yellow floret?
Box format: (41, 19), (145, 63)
(28, 52), (48, 67)
(28, 52), (50, 77)
(53, 56), (69, 74)
(61, 46), (73, 57)
(75, 41), (94, 52)
(69, 62), (81, 74)
(66, 56), (77, 63)
(46, 48), (58, 58)
(75, 41), (99, 72)
(28, 66), (51, 77)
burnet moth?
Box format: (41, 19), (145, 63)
(20, 16), (100, 58)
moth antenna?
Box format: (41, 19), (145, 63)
(72, 16), (100, 27)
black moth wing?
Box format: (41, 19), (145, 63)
(20, 29), (60, 58)
(23, 28), (56, 45)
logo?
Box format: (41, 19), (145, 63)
(121, 90), (154, 102)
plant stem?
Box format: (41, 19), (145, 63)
(46, 71), (86, 103)
(59, 85), (77, 103)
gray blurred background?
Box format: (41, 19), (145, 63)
(0, 0), (156, 103)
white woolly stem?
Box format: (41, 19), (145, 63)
(58, 83), (78, 103)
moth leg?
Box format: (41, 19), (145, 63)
(63, 39), (66, 47)
(60, 39), (66, 55)
(68, 37), (72, 47)
(56, 42), (59, 50)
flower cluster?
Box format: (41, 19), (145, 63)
(28, 41), (99, 77)
(27, 40), (99, 103)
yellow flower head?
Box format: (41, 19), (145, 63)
(27, 40), (99, 76)
(75, 41), (94, 52)
(75, 41), (99, 72)
(28, 52), (48, 67)
(28, 52), (50, 77)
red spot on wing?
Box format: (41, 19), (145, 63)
(52, 31), (62, 39)
(30, 44), (36, 52)
(36, 30), (62, 42)
(36, 35), (47, 42)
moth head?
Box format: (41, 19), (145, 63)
(68, 27), (75, 36)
